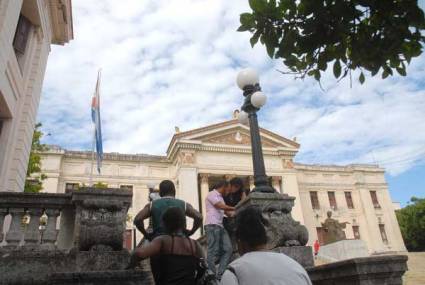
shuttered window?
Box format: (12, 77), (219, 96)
(379, 224), (388, 244)
(345, 191), (354, 209)
(13, 15), (32, 55)
(310, 191), (320, 209)
(352, 226), (361, 239)
(370, 191), (381, 209)
(328, 191), (337, 210)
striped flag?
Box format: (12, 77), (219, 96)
(91, 70), (103, 173)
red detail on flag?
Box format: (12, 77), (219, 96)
(91, 97), (97, 108)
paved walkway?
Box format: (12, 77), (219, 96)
(404, 252), (425, 285)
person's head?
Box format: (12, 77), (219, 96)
(162, 207), (185, 234)
(235, 206), (268, 255)
(159, 180), (176, 197)
(229, 177), (244, 193)
(213, 180), (229, 195)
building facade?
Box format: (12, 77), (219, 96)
(40, 119), (406, 254)
(0, 0), (73, 192)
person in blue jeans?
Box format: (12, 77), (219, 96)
(204, 180), (235, 280)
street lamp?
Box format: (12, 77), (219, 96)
(237, 68), (275, 193)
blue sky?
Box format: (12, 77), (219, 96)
(38, 1), (424, 207)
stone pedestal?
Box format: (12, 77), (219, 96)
(318, 239), (369, 262)
(274, 246), (314, 267)
(236, 191), (313, 267)
(307, 255), (408, 285)
(50, 270), (153, 285)
(237, 192), (309, 248)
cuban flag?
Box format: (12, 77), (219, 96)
(91, 70), (103, 173)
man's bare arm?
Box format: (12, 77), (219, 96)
(214, 202), (235, 212)
(185, 203), (203, 236)
(133, 203), (151, 238)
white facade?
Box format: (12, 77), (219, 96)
(0, 0), (73, 192)
(40, 120), (406, 254)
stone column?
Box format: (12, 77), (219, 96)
(5, 208), (25, 247)
(23, 208), (43, 247)
(41, 209), (61, 249)
(281, 172), (305, 224)
(249, 176), (255, 191)
(272, 176), (281, 193)
(0, 209), (7, 243)
(199, 174), (209, 222)
(177, 166), (200, 237)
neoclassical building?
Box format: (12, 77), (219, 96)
(40, 119), (406, 254)
(0, 0), (73, 192)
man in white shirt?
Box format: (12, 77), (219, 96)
(220, 206), (312, 285)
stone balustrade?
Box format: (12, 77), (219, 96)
(0, 188), (132, 251)
(0, 191), (72, 249)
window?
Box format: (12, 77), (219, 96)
(65, 183), (79, 193)
(370, 191), (381, 209)
(352, 226), (361, 239)
(120, 185), (133, 191)
(328, 191), (337, 210)
(13, 14), (32, 70)
(345, 191), (354, 209)
(379, 224), (388, 244)
(310, 191), (320, 209)
(316, 227), (324, 245)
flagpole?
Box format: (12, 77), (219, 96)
(89, 69), (101, 187)
(89, 122), (96, 187)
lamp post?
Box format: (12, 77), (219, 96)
(236, 68), (275, 193)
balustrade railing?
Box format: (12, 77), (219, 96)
(0, 188), (132, 251)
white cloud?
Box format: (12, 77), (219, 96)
(38, 0), (425, 176)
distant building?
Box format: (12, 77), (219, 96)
(40, 120), (407, 254)
(0, 0), (73, 192)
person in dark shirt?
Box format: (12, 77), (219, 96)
(223, 177), (250, 252)
(223, 177), (249, 207)
(128, 207), (204, 285)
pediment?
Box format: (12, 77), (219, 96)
(196, 129), (281, 148)
(169, 120), (299, 150)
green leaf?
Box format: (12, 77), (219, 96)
(396, 67), (407, 76)
(250, 31), (261, 47)
(359, 72), (365, 84)
(314, 70), (321, 81)
(249, 0), (267, 13)
(240, 13), (255, 27)
(333, 60), (341, 78)
(237, 25), (250, 32)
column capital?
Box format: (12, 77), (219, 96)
(200, 173), (209, 184)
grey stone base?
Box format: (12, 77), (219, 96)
(50, 270), (153, 285)
(0, 248), (133, 284)
(307, 255), (408, 285)
(274, 246), (314, 268)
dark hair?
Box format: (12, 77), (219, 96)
(230, 177), (244, 190)
(162, 207), (185, 234)
(159, 180), (176, 197)
(235, 206), (268, 247)
(212, 180), (229, 191)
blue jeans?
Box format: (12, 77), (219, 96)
(205, 224), (232, 278)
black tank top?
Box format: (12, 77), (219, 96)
(157, 236), (199, 285)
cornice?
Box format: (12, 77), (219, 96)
(64, 150), (169, 163)
(295, 163), (384, 173)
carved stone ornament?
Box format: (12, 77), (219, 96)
(236, 192), (308, 249)
(180, 151), (195, 164)
(72, 188), (132, 251)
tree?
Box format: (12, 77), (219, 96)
(238, 0), (425, 84)
(396, 197), (425, 252)
(24, 123), (48, 193)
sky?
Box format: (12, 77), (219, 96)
(38, 0), (425, 206)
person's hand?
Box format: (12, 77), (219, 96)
(184, 229), (193, 237)
(226, 210), (235, 217)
